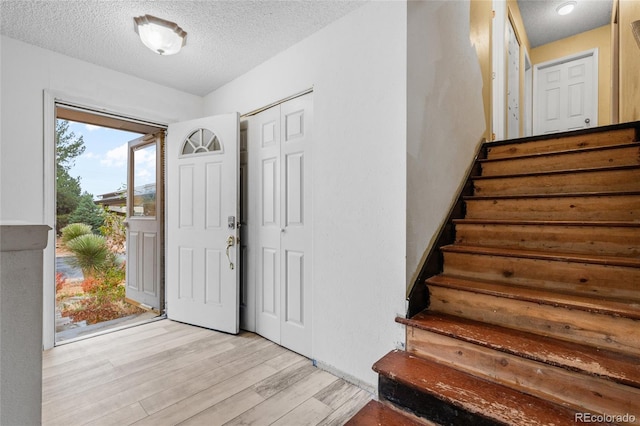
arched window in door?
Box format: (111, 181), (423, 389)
(181, 128), (222, 155)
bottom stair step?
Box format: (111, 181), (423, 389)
(374, 350), (614, 426)
(346, 400), (435, 426)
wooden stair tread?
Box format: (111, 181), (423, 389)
(472, 163), (640, 180)
(484, 125), (636, 150)
(373, 350), (596, 426)
(346, 400), (432, 426)
(426, 274), (640, 320)
(463, 190), (640, 201)
(452, 218), (640, 228)
(441, 244), (640, 268)
(397, 311), (640, 388)
(479, 142), (639, 164)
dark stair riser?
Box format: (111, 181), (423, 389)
(485, 128), (637, 159)
(428, 285), (640, 355)
(473, 166), (640, 196)
(481, 144), (640, 176)
(454, 221), (640, 257)
(465, 193), (640, 221)
(400, 312), (640, 389)
(379, 376), (502, 426)
(442, 251), (640, 301)
(406, 326), (640, 418)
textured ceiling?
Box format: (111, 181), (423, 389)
(1, 0), (614, 96)
(518, 0), (613, 48)
(0, 0), (365, 96)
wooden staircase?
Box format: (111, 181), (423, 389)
(348, 124), (640, 425)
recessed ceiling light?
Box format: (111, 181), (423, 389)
(134, 15), (187, 55)
(556, 1), (576, 16)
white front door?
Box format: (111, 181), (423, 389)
(249, 94), (313, 357)
(126, 133), (163, 311)
(534, 50), (598, 135)
(166, 113), (240, 334)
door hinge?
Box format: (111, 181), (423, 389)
(492, 10), (496, 18)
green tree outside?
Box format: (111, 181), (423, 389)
(56, 120), (85, 232)
(69, 193), (105, 233)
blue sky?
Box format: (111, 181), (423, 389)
(63, 120), (154, 199)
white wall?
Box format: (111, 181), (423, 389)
(406, 1), (486, 287)
(203, 1), (407, 388)
(0, 35), (203, 349)
(0, 35), (203, 224)
(0, 0), (485, 393)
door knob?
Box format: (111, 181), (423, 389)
(585, 118), (590, 124)
(225, 236), (235, 270)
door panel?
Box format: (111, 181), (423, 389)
(285, 250), (304, 325)
(286, 153), (304, 226)
(126, 134), (163, 311)
(167, 113), (239, 334)
(535, 53), (596, 134)
(279, 95), (312, 356)
(255, 106), (282, 342)
(249, 94), (312, 357)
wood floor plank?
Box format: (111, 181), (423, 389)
(225, 369), (339, 425)
(106, 326), (216, 366)
(271, 397), (334, 426)
(42, 360), (116, 401)
(42, 320), (367, 426)
(178, 388), (266, 426)
(137, 342), (285, 415)
(253, 360), (315, 399)
(43, 319), (171, 364)
(44, 336), (273, 422)
(112, 331), (243, 377)
(316, 389), (373, 426)
(134, 363), (281, 425)
(82, 402), (149, 426)
(314, 379), (365, 410)
(43, 337), (244, 411)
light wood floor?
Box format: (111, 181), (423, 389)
(42, 319), (372, 426)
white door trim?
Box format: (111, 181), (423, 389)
(524, 48), (533, 137)
(43, 91), (167, 349)
(532, 48), (599, 135)
(492, 0), (506, 141)
(506, 17), (520, 139)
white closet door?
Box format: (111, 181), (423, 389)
(254, 105), (282, 343)
(279, 95), (312, 357)
(250, 93), (313, 357)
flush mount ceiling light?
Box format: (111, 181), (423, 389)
(134, 14), (187, 55)
(556, 1), (576, 16)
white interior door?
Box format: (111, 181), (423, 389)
(492, 0), (506, 141)
(249, 93), (313, 357)
(507, 19), (520, 139)
(534, 51), (598, 134)
(126, 133), (163, 311)
(166, 113), (240, 334)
